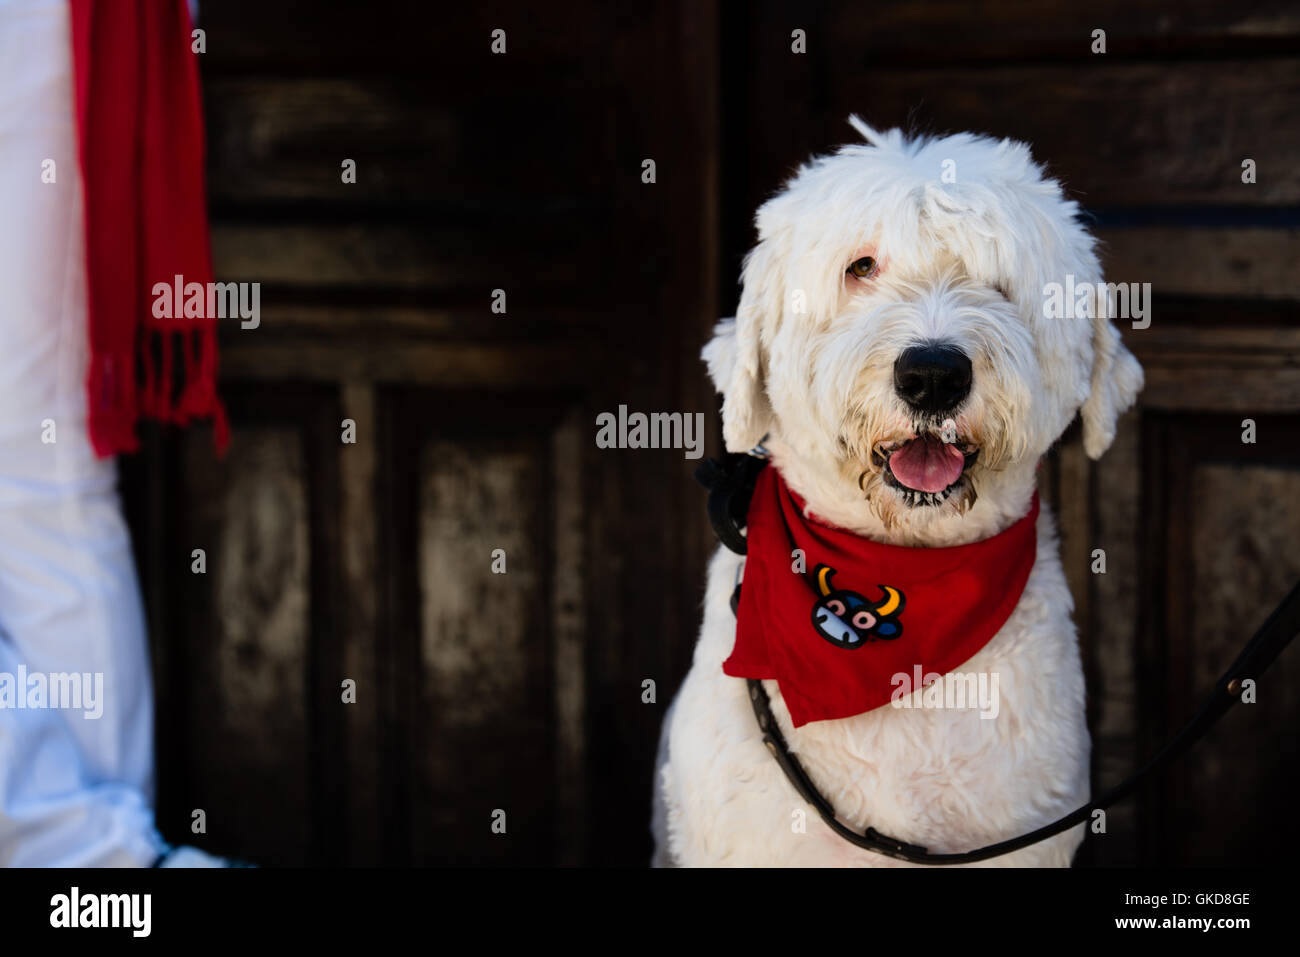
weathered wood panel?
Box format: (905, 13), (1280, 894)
(338, 383), (382, 864)
(135, 385), (351, 866)
(1090, 410), (1144, 866)
(1125, 322), (1300, 413)
(216, 334), (596, 389)
(776, 61), (1300, 208)
(822, 0), (1300, 62)
(549, 411), (589, 866)
(211, 223), (598, 292)
(728, 8), (1300, 221)
(1180, 463), (1300, 864)
(204, 79), (457, 207)
(377, 393), (592, 865)
(1099, 229), (1300, 299)
(204, 78), (609, 211)
(877, 60), (1295, 202)
(1142, 414), (1300, 864)
(174, 428), (313, 864)
(198, 1), (622, 74)
(413, 438), (552, 864)
(207, 302), (606, 340)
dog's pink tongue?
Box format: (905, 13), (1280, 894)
(889, 436), (966, 493)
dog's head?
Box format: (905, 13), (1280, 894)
(705, 119), (1143, 539)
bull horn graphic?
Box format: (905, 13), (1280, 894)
(816, 565), (836, 597)
(873, 585), (902, 616)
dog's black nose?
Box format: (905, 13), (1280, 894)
(893, 344), (972, 414)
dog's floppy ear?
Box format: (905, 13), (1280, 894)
(1080, 301), (1144, 459)
(703, 242), (780, 452)
(702, 314), (773, 452)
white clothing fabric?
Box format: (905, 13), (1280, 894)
(0, 0), (164, 867)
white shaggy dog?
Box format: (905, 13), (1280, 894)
(652, 119), (1143, 867)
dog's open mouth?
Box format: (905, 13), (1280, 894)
(873, 433), (979, 507)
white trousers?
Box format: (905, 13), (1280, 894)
(0, 0), (164, 866)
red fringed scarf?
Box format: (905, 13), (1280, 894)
(70, 0), (229, 457)
(723, 467), (1040, 727)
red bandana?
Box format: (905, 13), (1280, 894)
(722, 466), (1039, 727)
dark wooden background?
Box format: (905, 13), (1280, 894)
(120, 0), (1300, 866)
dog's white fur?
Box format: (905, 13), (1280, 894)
(652, 120), (1142, 867)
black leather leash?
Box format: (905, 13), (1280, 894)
(695, 451), (1300, 864)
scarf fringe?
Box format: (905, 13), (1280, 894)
(89, 324), (231, 458)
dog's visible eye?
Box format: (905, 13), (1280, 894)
(847, 256), (879, 279)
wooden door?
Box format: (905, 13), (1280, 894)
(123, 0), (720, 866)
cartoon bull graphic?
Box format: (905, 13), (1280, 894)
(810, 563), (905, 648)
